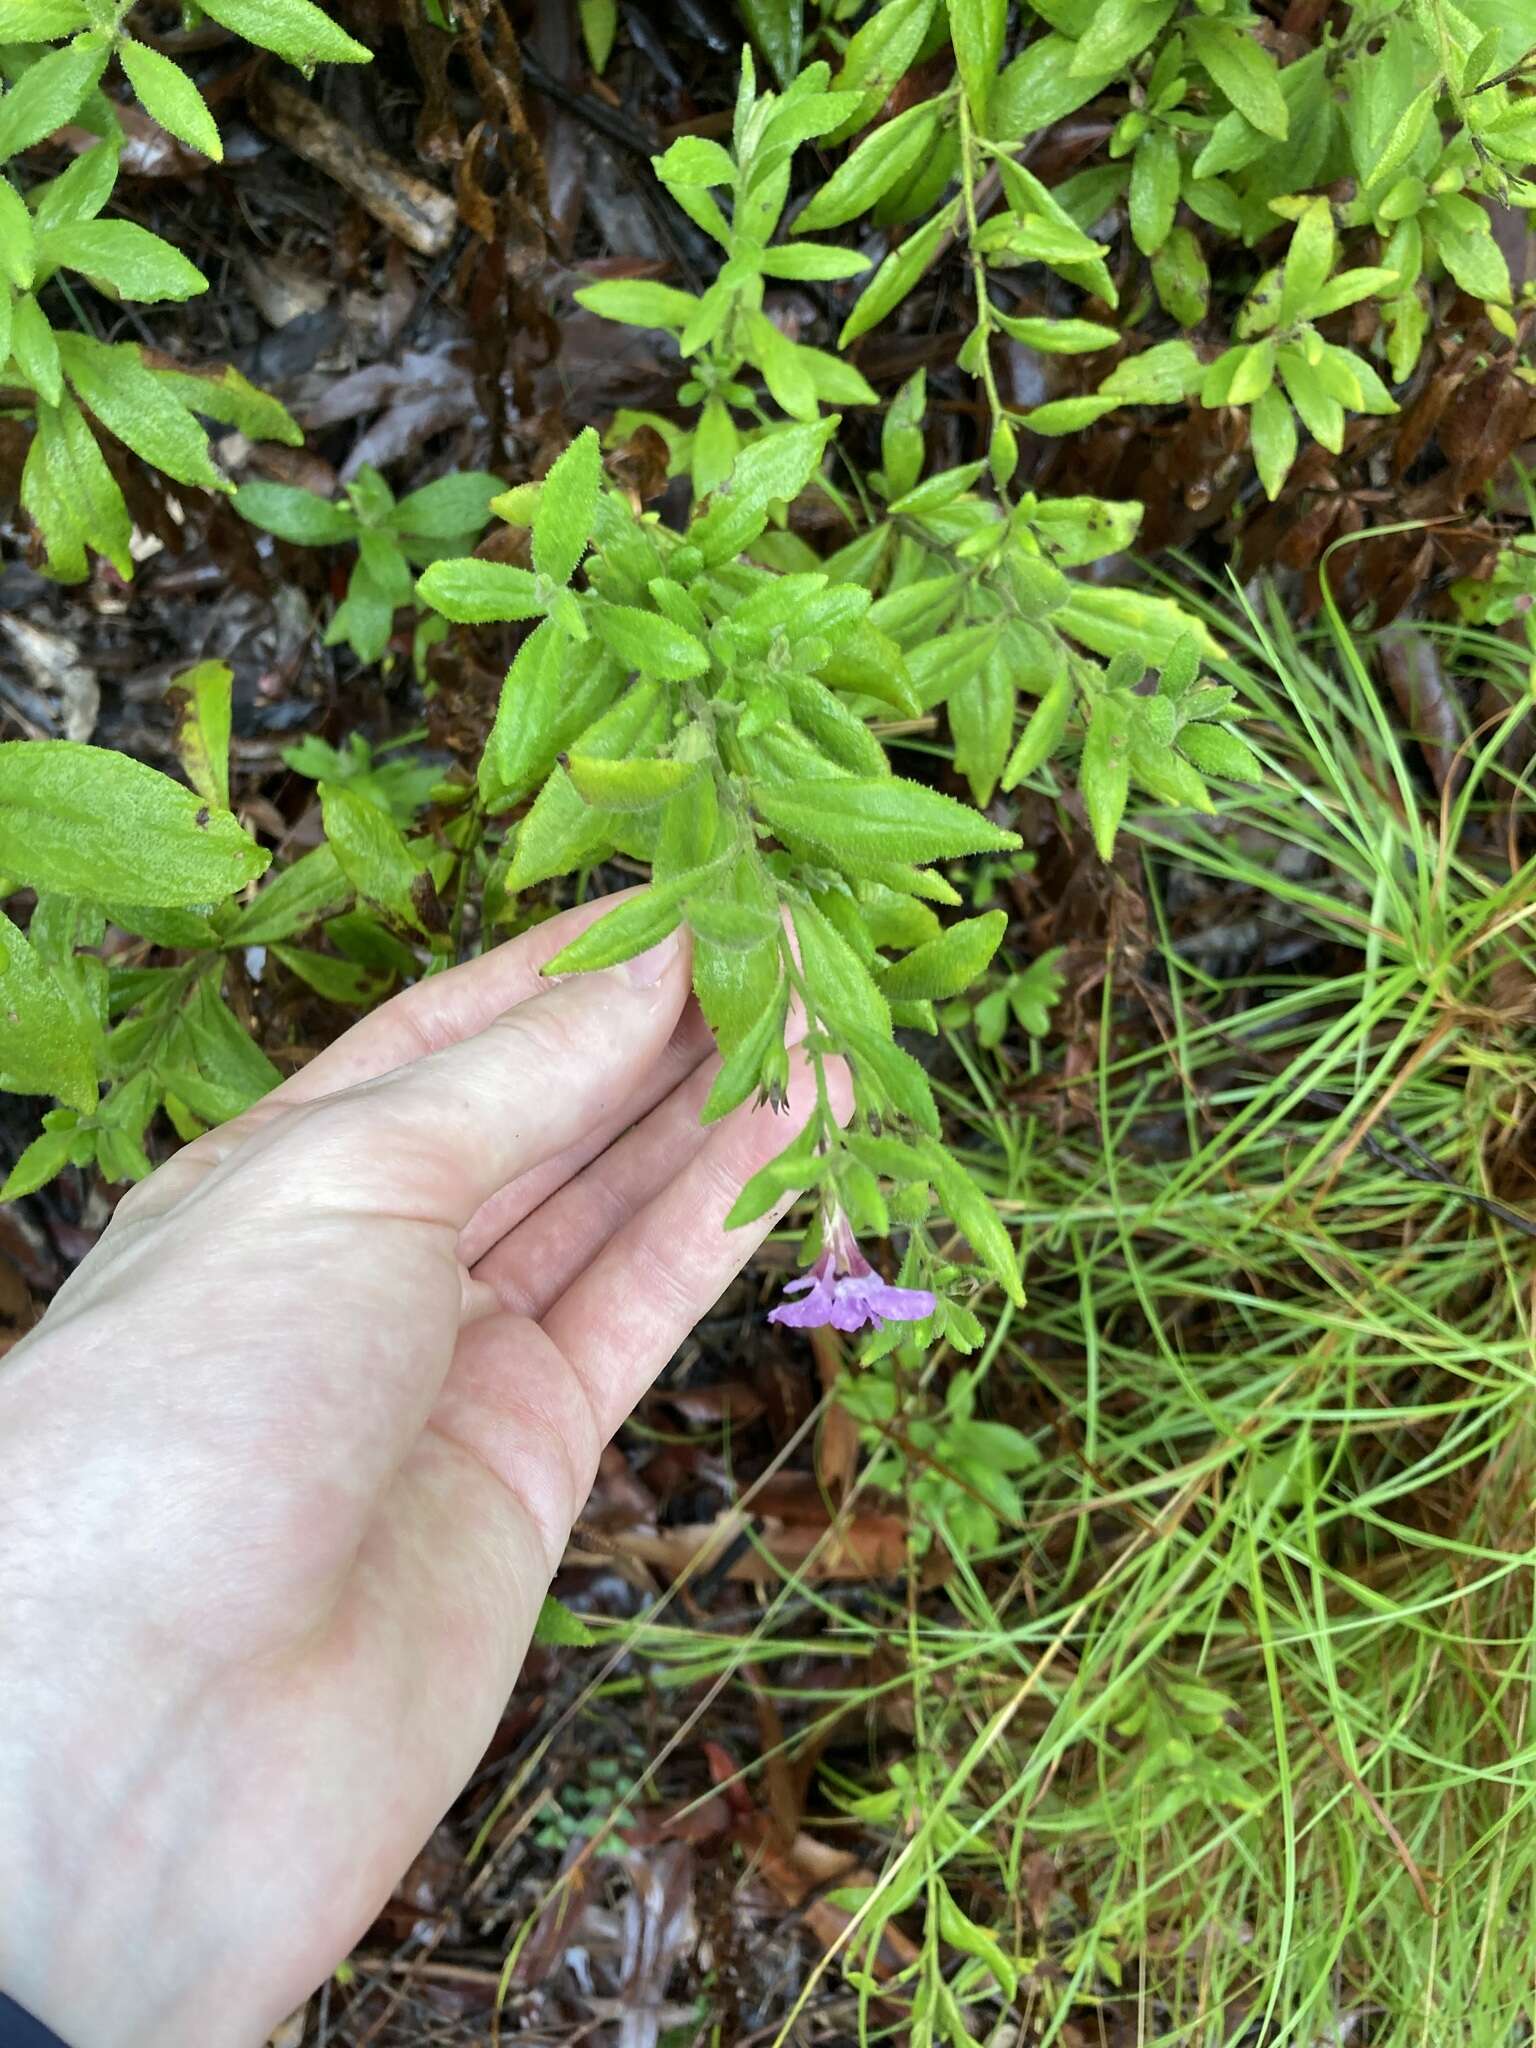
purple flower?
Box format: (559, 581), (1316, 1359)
(769, 1216), (935, 1335)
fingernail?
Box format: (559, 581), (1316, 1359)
(616, 928), (683, 990)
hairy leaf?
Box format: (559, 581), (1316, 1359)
(533, 427), (602, 586)
(38, 219), (207, 302)
(198, 0), (369, 66)
(118, 39), (222, 160)
(0, 34), (109, 162)
(0, 740), (268, 904)
(0, 911), (96, 1113)
(757, 777), (1020, 868)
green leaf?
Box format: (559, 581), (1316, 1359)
(1019, 395), (1119, 435)
(1432, 199), (1512, 304)
(1227, 339), (1276, 406)
(1081, 691), (1132, 859)
(505, 766), (615, 892)
(12, 293), (62, 406)
(1099, 337), (1202, 405)
(991, 312), (1119, 353)
(416, 558), (543, 623)
(0, 33), (109, 162)
(938, 1882), (1019, 2001)
(1279, 196), (1334, 324)
(37, 219), (206, 302)
(691, 418), (838, 565)
(479, 619), (565, 808)
(1068, 0), (1173, 75)
(948, 653), (1015, 805)
(532, 426), (602, 587)
(1002, 669), (1073, 788)
(0, 175), (35, 289)
(792, 898), (891, 1038)
(723, 1120), (825, 1228)
(0, 911), (96, 1113)
(326, 539), (405, 664)
(840, 1023), (940, 1134)
(1275, 349), (1341, 450)
(0, 1126), (79, 1203)
(1129, 128), (1180, 255)
(105, 902), (219, 948)
(1150, 226), (1209, 327)
(748, 310), (819, 422)
(701, 978), (791, 1123)
(181, 972), (282, 1105)
(235, 480), (357, 546)
(223, 844), (351, 944)
(269, 944), (386, 1005)
(926, 1144), (1023, 1302)
(991, 32), (1120, 139)
(839, 204), (957, 347)
(58, 333), (221, 492)
(1128, 710), (1212, 810)
(877, 910), (1006, 1001)
(783, 672), (890, 778)
(567, 753), (697, 808)
(797, 101), (940, 232)
(578, 0), (617, 70)
(1319, 342), (1397, 414)
(391, 471), (503, 540)
(532, 1593), (598, 1647)
(1185, 20), (1288, 140)
(1059, 583), (1219, 664)
(1360, 78), (1435, 195)
(653, 134), (737, 188)
(197, 0), (369, 67)
(118, 39), (222, 160)
(951, 0), (1007, 123)
(0, 739), (266, 904)
(685, 894), (779, 949)
(827, 0), (939, 132)
(592, 602), (708, 679)
(1309, 267), (1399, 319)
(166, 660), (232, 812)
(1248, 386), (1297, 500)
(21, 392), (131, 581)
(149, 361), (304, 447)
(157, 1068), (250, 1131)
(739, 0), (803, 85)
(756, 777), (1020, 868)
(1177, 722), (1263, 782)
(573, 278), (701, 330)
(887, 460), (988, 517)
(987, 154), (1119, 294)
(0, 0), (89, 32)
(880, 368), (927, 501)
(28, 137), (119, 237)
(692, 871), (783, 1054)
(542, 875), (703, 975)
(798, 344), (879, 408)
(758, 241), (872, 282)
(319, 781), (423, 926)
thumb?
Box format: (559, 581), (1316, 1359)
(288, 927), (693, 1226)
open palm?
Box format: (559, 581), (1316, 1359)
(0, 895), (833, 2048)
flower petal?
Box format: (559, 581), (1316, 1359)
(864, 1283), (936, 1322)
(828, 1294), (876, 1332)
(768, 1283), (839, 1327)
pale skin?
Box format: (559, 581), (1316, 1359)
(0, 893), (845, 2048)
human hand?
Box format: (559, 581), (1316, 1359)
(0, 895), (838, 2047)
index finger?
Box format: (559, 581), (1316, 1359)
(266, 889), (644, 1105)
